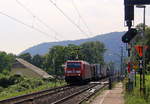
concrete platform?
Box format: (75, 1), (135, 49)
(91, 82), (124, 104)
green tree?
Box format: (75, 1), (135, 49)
(0, 52), (15, 73)
(44, 46), (66, 75)
(19, 53), (32, 63)
(64, 44), (82, 60)
(32, 54), (44, 68)
(134, 23), (149, 45)
(80, 41), (105, 64)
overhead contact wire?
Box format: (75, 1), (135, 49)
(16, 0), (64, 40)
(0, 11), (60, 41)
(71, 0), (92, 36)
(48, 0), (89, 37)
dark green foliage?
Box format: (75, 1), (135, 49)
(0, 87), (3, 92)
(0, 74), (45, 91)
(80, 41), (105, 64)
(9, 75), (23, 84)
(0, 75), (23, 88)
(17, 78), (44, 90)
(32, 54), (44, 68)
(0, 76), (10, 88)
(65, 44), (82, 60)
(44, 45), (66, 75)
(0, 52), (15, 73)
(19, 53), (32, 63)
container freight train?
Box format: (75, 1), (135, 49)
(64, 60), (109, 84)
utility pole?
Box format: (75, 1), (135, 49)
(143, 5), (146, 96)
(136, 5), (146, 96)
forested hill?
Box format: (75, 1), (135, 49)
(20, 32), (125, 61)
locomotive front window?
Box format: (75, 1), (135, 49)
(67, 62), (81, 68)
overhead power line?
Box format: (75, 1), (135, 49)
(0, 11), (60, 41)
(16, 0), (64, 40)
(71, 0), (93, 36)
(48, 0), (89, 37)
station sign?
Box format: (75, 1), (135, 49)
(135, 45), (143, 57)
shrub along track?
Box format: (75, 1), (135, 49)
(0, 80), (108, 104)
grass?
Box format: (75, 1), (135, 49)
(0, 80), (66, 101)
(124, 74), (150, 104)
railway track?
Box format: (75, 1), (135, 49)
(0, 80), (108, 104)
(52, 82), (108, 104)
(0, 85), (70, 104)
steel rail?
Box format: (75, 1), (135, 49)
(0, 85), (69, 104)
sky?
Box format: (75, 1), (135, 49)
(0, 0), (149, 54)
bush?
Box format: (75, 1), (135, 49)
(0, 75), (24, 88)
(0, 87), (3, 92)
(0, 76), (10, 87)
(1, 69), (10, 75)
(42, 77), (55, 82)
(9, 75), (24, 84)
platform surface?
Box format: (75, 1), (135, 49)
(91, 82), (124, 104)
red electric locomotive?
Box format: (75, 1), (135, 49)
(64, 60), (91, 83)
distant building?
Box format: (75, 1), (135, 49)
(11, 58), (53, 79)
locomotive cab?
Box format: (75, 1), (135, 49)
(64, 60), (91, 84)
(65, 61), (82, 83)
